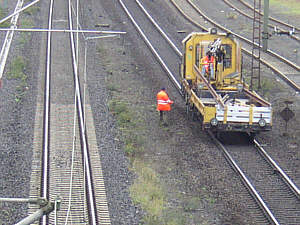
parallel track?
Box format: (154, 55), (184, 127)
(169, 0), (300, 91)
(28, 0), (110, 224)
(237, 0), (300, 35)
(0, 0), (24, 83)
(222, 0), (300, 42)
(211, 131), (300, 224)
(119, 0), (300, 223)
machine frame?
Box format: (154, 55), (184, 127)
(181, 29), (272, 133)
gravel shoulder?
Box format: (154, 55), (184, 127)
(0, 0), (300, 224)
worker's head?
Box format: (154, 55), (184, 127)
(206, 52), (212, 58)
(161, 87), (166, 91)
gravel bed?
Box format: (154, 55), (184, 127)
(1, 0), (300, 224)
(0, 1), (40, 223)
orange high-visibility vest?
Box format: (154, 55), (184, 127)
(157, 90), (173, 111)
(202, 55), (215, 73)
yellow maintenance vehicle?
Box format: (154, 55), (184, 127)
(181, 29), (272, 133)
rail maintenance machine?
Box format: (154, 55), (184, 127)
(181, 29), (272, 134)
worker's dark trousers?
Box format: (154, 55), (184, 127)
(159, 111), (164, 122)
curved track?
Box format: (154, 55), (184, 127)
(169, 0), (300, 92)
(237, 0), (300, 36)
(119, 0), (300, 223)
(222, 0), (300, 42)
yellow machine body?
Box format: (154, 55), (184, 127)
(181, 30), (272, 133)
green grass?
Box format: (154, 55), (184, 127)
(0, 7), (10, 27)
(107, 83), (119, 92)
(7, 56), (28, 103)
(270, 0), (300, 15)
(23, 5), (40, 16)
(108, 99), (144, 157)
(18, 18), (35, 47)
(7, 56), (26, 80)
(130, 161), (166, 224)
(183, 196), (202, 212)
(243, 69), (285, 99)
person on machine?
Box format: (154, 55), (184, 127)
(201, 51), (215, 79)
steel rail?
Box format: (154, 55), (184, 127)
(135, 0), (182, 56)
(119, 1), (286, 223)
(254, 138), (300, 199)
(68, 0), (98, 224)
(0, 0), (23, 81)
(118, 0), (181, 92)
(41, 0), (54, 224)
(136, 0), (300, 93)
(0, 28), (126, 34)
(222, 0), (300, 42)
(169, 0), (300, 92)
(208, 131), (280, 225)
(137, 0), (300, 200)
(0, 0), (39, 25)
(237, 0), (300, 33)
(185, 0), (300, 72)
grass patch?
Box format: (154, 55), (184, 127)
(270, 0), (300, 15)
(18, 18), (35, 47)
(109, 100), (131, 126)
(108, 99), (144, 157)
(130, 161), (166, 224)
(226, 12), (237, 20)
(183, 196), (202, 212)
(23, 5), (40, 16)
(7, 56), (28, 103)
(107, 83), (119, 92)
(7, 56), (26, 80)
(0, 7), (10, 28)
(243, 70), (285, 99)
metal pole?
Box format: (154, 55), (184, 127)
(15, 208), (45, 225)
(262, 0), (269, 52)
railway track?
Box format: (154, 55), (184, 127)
(169, 0), (300, 92)
(119, 0), (300, 223)
(237, 0), (300, 37)
(222, 0), (300, 42)
(186, 0), (300, 71)
(0, 0), (24, 83)
(28, 0), (110, 224)
(211, 131), (300, 224)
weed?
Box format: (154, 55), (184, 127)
(0, 7), (10, 27)
(108, 99), (145, 156)
(130, 161), (166, 223)
(183, 197), (201, 212)
(163, 210), (187, 225)
(7, 56), (26, 80)
(23, 5), (40, 16)
(96, 45), (107, 54)
(7, 56), (28, 103)
(226, 12), (237, 20)
(18, 18), (34, 47)
(270, 0), (300, 15)
(107, 83), (119, 92)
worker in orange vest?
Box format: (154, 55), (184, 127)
(201, 52), (215, 78)
(157, 87), (174, 125)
